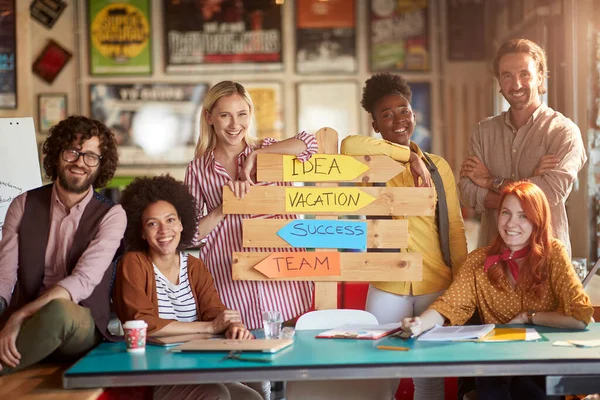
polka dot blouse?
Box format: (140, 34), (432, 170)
(430, 239), (593, 325)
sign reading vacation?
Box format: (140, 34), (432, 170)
(277, 220), (367, 249)
(253, 252), (341, 278)
(285, 187), (376, 212)
(283, 154), (369, 182)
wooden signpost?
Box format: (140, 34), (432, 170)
(224, 128), (436, 309)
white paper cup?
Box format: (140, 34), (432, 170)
(123, 320), (148, 353)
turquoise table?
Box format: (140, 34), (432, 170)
(64, 324), (600, 395)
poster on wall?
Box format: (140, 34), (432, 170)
(164, 0), (283, 73)
(369, 0), (429, 72)
(296, 0), (356, 74)
(89, 83), (207, 164)
(407, 82), (431, 153)
(0, 0), (16, 108)
(447, 0), (485, 61)
(242, 82), (284, 140)
(88, 0), (152, 76)
(297, 81), (360, 144)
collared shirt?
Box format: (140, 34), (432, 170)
(430, 240), (593, 325)
(0, 185), (126, 304)
(184, 132), (318, 330)
(340, 135), (468, 296)
(458, 103), (587, 257)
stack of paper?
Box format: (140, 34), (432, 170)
(418, 324), (495, 341)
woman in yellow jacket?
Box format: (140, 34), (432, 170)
(341, 73), (468, 400)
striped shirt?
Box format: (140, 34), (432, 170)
(154, 252), (198, 322)
(185, 132), (317, 329)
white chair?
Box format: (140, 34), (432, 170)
(286, 309), (397, 400)
(295, 309), (378, 330)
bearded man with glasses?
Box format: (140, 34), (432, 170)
(0, 116), (125, 374)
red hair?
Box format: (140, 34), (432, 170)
(487, 181), (553, 297)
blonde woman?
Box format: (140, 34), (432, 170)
(184, 81), (317, 399)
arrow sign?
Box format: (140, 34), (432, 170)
(257, 153), (406, 183)
(282, 154), (369, 182)
(253, 252), (341, 278)
(285, 187), (376, 213)
(277, 220), (367, 250)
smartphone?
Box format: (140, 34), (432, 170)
(390, 330), (413, 340)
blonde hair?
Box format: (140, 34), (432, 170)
(194, 81), (260, 159)
(492, 38), (548, 95)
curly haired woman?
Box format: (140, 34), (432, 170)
(114, 175), (261, 400)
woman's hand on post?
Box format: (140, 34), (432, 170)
(241, 150), (259, 184)
(408, 153), (432, 187)
(227, 180), (253, 199)
(402, 316), (423, 337)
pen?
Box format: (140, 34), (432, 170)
(376, 346), (409, 351)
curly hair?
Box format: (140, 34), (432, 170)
(42, 115), (118, 188)
(361, 73), (412, 116)
(120, 175), (198, 252)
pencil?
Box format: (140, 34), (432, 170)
(376, 346), (409, 351)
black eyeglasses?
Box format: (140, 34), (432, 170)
(61, 149), (103, 167)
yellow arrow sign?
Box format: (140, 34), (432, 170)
(282, 154), (370, 182)
(285, 187), (376, 213)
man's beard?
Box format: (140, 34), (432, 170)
(57, 166), (99, 194)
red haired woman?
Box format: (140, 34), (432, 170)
(402, 181), (593, 399)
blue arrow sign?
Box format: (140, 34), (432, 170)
(277, 220), (368, 250)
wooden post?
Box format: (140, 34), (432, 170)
(314, 127), (339, 310)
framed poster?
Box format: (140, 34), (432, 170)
(88, 0), (152, 76)
(369, 0), (429, 72)
(408, 82), (431, 153)
(164, 0), (283, 73)
(242, 82), (284, 140)
(297, 81), (360, 146)
(296, 0), (356, 74)
(89, 83), (207, 165)
(30, 0), (67, 29)
(32, 39), (72, 84)
(447, 0), (485, 61)
(0, 0), (16, 108)
(38, 93), (67, 132)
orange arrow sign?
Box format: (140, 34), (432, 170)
(253, 252), (341, 278)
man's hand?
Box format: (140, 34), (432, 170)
(0, 313), (24, 371)
(408, 153), (432, 187)
(460, 156), (493, 189)
(0, 297), (7, 318)
(533, 154), (559, 176)
(210, 309), (242, 334)
(225, 323), (253, 340)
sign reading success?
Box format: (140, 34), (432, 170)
(277, 220), (367, 249)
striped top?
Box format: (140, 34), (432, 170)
(184, 132), (317, 329)
(154, 252), (198, 322)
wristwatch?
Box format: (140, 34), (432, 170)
(526, 310), (537, 325)
(492, 177), (505, 192)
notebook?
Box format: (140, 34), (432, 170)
(417, 324), (495, 342)
(316, 323), (403, 340)
(171, 338), (294, 354)
(147, 333), (217, 347)
(479, 328), (541, 342)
